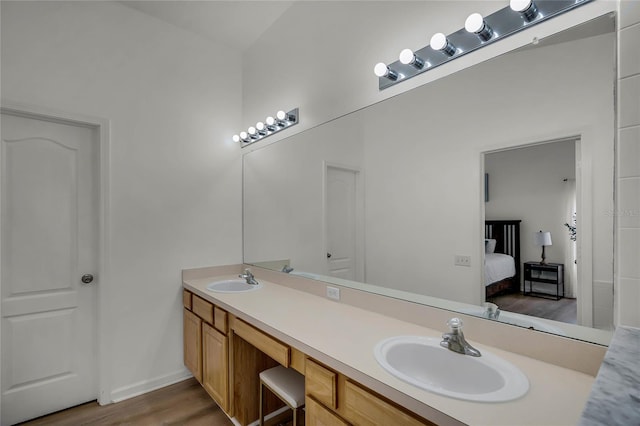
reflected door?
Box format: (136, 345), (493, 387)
(325, 166), (359, 280)
(1, 112), (98, 424)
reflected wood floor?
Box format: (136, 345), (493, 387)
(19, 378), (234, 426)
(489, 292), (577, 324)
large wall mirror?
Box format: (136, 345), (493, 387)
(243, 14), (616, 345)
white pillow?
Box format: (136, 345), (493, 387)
(485, 239), (497, 254)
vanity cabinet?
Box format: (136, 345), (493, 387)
(183, 290), (231, 415)
(305, 357), (433, 426)
(185, 287), (434, 425)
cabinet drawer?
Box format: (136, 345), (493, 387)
(343, 380), (430, 426)
(214, 306), (228, 334)
(306, 358), (337, 409)
(192, 295), (214, 324)
(182, 290), (192, 310)
(306, 396), (349, 426)
(231, 318), (290, 367)
(290, 347), (306, 375)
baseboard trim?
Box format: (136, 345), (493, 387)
(110, 369), (193, 403)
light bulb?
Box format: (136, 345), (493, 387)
(266, 116), (275, 126)
(510, 0), (532, 12)
(239, 131), (248, 140)
(465, 13), (484, 33)
(374, 62), (389, 77)
(232, 134), (240, 143)
(465, 13), (493, 41)
(399, 48), (425, 69)
(430, 32), (456, 56)
(373, 62), (398, 80)
(430, 33), (447, 51)
(248, 126), (257, 135)
(399, 49), (413, 65)
(256, 121), (266, 136)
(276, 110), (286, 121)
(510, 0), (538, 21)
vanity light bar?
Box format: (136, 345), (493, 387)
(375, 0), (593, 90)
(233, 108), (299, 147)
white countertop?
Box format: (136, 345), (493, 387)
(184, 272), (595, 426)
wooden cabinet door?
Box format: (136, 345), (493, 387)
(202, 322), (229, 413)
(183, 308), (202, 383)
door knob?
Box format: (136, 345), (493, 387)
(327, 253), (332, 259)
(81, 274), (94, 284)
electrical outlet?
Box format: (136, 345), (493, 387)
(326, 286), (340, 300)
(454, 255), (471, 267)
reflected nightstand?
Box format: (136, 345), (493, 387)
(523, 262), (564, 300)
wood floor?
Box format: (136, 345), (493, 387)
(19, 378), (234, 426)
(489, 292), (577, 324)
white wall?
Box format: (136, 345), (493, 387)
(617, 1), (640, 327)
(485, 141), (576, 293)
(1, 1), (243, 401)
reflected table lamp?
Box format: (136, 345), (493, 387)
(535, 231), (552, 265)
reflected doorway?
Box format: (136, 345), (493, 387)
(483, 138), (579, 325)
(324, 163), (364, 281)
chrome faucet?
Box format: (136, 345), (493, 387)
(440, 318), (481, 357)
(281, 265), (294, 273)
(483, 302), (500, 320)
(239, 268), (259, 286)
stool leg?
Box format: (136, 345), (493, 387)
(292, 406), (304, 426)
(259, 381), (264, 426)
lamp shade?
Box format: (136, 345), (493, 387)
(534, 231), (552, 246)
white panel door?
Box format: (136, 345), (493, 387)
(1, 112), (98, 425)
(326, 166), (358, 280)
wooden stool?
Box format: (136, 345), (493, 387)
(259, 365), (305, 426)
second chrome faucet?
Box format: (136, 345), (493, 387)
(239, 268), (260, 286)
(440, 318), (482, 357)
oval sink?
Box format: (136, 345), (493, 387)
(206, 279), (263, 293)
(374, 336), (529, 402)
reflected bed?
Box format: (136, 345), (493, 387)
(485, 220), (521, 299)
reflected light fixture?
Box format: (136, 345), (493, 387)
(256, 121), (267, 136)
(430, 32), (456, 56)
(465, 13), (494, 41)
(510, 0), (539, 22)
(265, 116), (277, 131)
(373, 0), (592, 90)
(232, 108), (299, 147)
